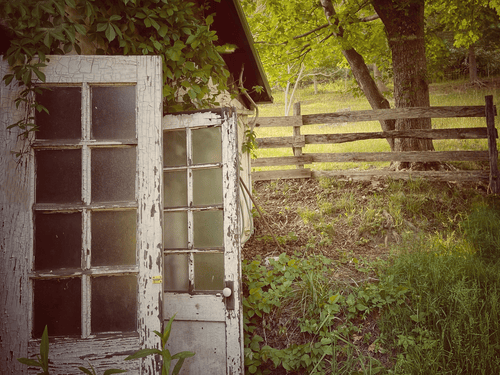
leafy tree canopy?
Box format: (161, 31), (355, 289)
(1, 0), (231, 114)
(242, 0), (500, 89)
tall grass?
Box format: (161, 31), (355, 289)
(253, 80), (500, 172)
(379, 199), (500, 374)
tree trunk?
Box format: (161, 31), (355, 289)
(320, 0), (395, 151)
(372, 0), (436, 169)
(469, 44), (478, 82)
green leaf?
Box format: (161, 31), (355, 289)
(32, 68), (46, 82)
(74, 24), (87, 36)
(105, 24), (116, 42)
(3, 74), (15, 86)
(65, 0), (76, 8)
(171, 351), (195, 360)
(43, 32), (52, 48)
(159, 24), (169, 38)
(78, 367), (94, 375)
(96, 23), (108, 32)
(103, 370), (128, 374)
(124, 348), (162, 360)
(109, 15), (122, 21)
(163, 314), (177, 345)
(40, 325), (49, 370)
(17, 358), (42, 367)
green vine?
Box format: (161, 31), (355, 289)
(1, 0), (231, 142)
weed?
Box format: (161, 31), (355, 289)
(461, 200), (500, 261)
(125, 314), (195, 375)
(242, 253), (408, 374)
(297, 207), (320, 224)
(379, 223), (500, 374)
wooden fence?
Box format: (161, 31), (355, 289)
(251, 95), (499, 194)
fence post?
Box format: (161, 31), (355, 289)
(485, 95), (499, 194)
(293, 102), (304, 169)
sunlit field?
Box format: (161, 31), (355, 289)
(251, 79), (500, 172)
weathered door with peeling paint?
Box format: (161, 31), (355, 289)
(162, 109), (244, 374)
(0, 55), (163, 374)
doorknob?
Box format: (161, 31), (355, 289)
(224, 281), (235, 310)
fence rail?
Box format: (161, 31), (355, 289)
(250, 96), (499, 194)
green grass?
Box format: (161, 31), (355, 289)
(243, 177), (500, 374)
(252, 79), (500, 172)
(379, 203), (500, 374)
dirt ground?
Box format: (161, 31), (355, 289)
(242, 178), (395, 263)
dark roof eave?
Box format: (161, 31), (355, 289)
(210, 0), (273, 105)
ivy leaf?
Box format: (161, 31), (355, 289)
(3, 74), (15, 86)
(43, 32), (52, 48)
(65, 0), (76, 8)
(112, 24), (123, 39)
(159, 24), (169, 38)
(96, 23), (108, 32)
(64, 26), (76, 44)
(52, 0), (66, 16)
(74, 24), (87, 36)
(105, 24), (116, 42)
(32, 68), (46, 82)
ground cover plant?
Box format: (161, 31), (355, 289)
(242, 78), (500, 374)
(243, 178), (500, 374)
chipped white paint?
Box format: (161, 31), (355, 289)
(164, 294), (226, 321)
(1, 56), (162, 374)
(221, 109), (244, 375)
(162, 109), (244, 374)
(162, 110), (224, 130)
(0, 58), (33, 375)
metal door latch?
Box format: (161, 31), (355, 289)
(224, 281), (235, 310)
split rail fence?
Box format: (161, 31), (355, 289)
(250, 95), (499, 194)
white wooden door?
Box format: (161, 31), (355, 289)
(13, 55), (163, 374)
(162, 109), (243, 374)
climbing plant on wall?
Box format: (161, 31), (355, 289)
(1, 0), (231, 140)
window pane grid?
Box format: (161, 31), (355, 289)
(163, 126), (224, 293)
(32, 84), (139, 338)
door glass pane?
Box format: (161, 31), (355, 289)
(192, 127), (221, 164)
(91, 147), (136, 202)
(194, 253), (224, 291)
(193, 168), (223, 206)
(35, 212), (81, 270)
(33, 278), (81, 338)
(35, 87), (82, 140)
(164, 254), (189, 292)
(91, 86), (136, 140)
(193, 210), (223, 248)
(163, 130), (186, 167)
(91, 275), (137, 333)
(36, 149), (81, 203)
(91, 210), (136, 266)
(164, 170), (187, 207)
(163, 211), (188, 249)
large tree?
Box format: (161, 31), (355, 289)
(371, 0), (435, 166)
(243, 0), (500, 167)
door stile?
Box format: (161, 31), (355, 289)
(221, 108), (244, 374)
(136, 55), (164, 374)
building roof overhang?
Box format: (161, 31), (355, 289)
(207, 0), (273, 106)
